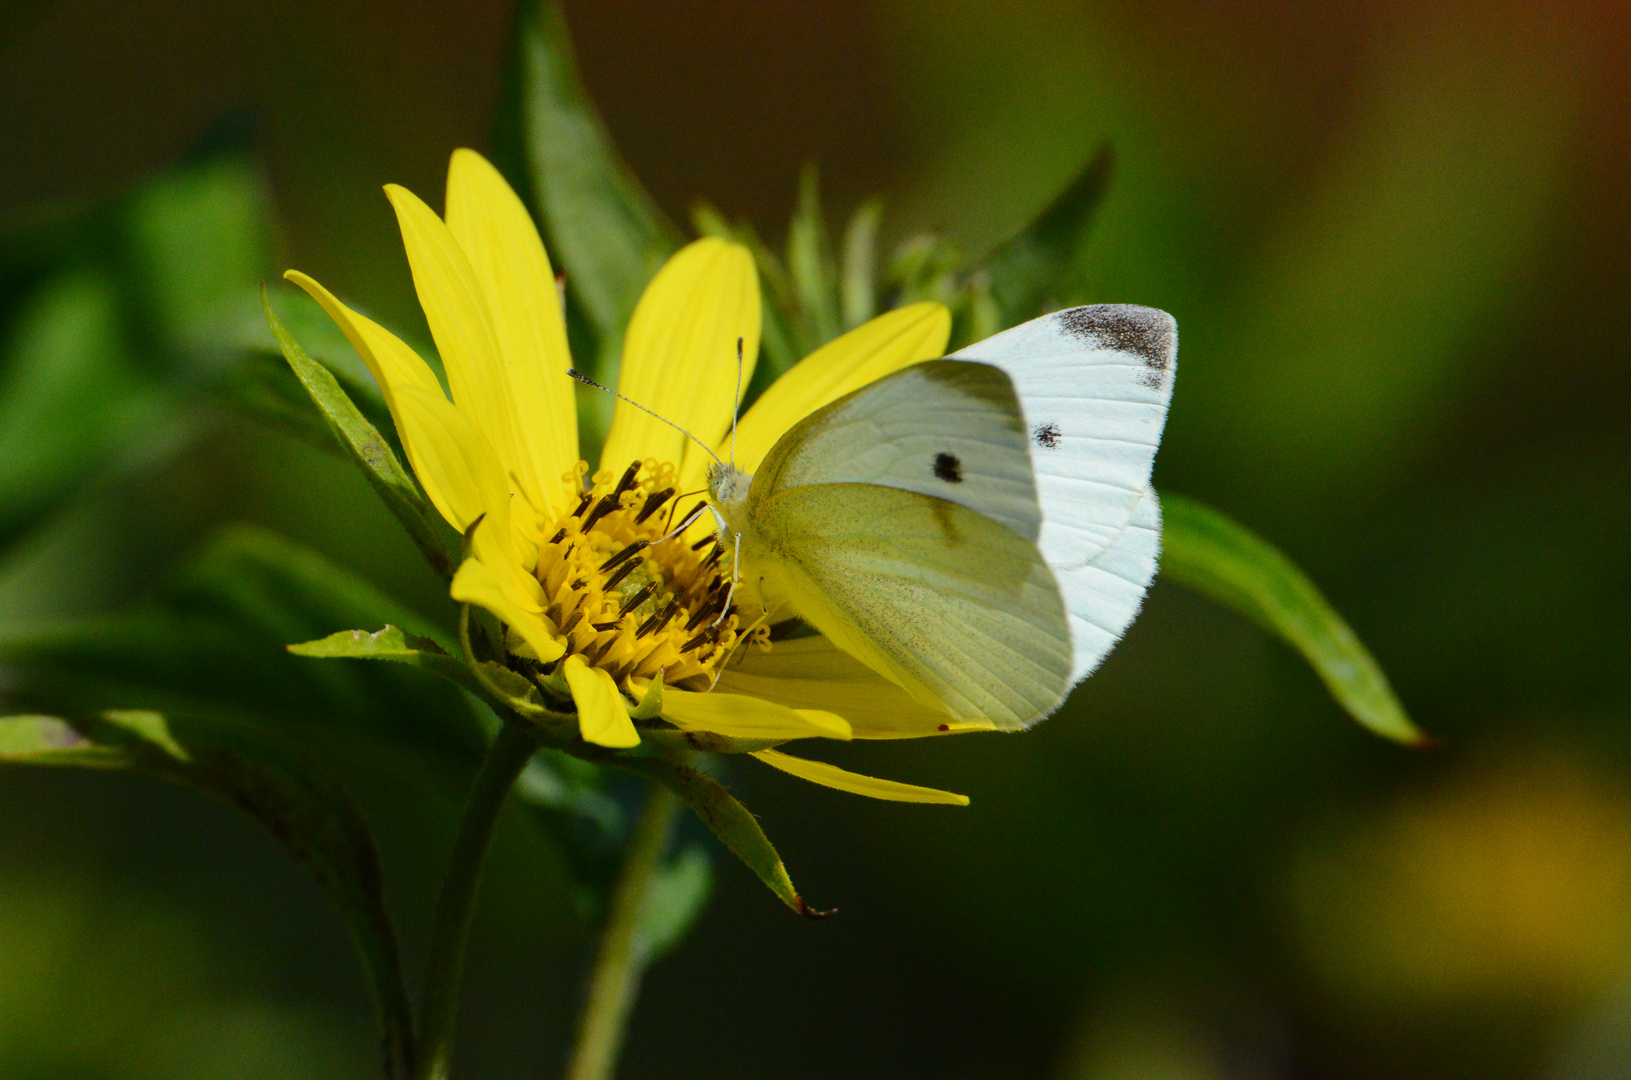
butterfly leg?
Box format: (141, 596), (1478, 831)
(708, 531), (742, 630)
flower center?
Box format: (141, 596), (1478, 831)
(534, 459), (766, 692)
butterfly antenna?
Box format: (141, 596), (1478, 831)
(729, 336), (743, 469)
(567, 369), (724, 470)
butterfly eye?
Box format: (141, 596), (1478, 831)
(933, 452), (963, 483)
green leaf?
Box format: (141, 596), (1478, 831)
(0, 710), (415, 1079)
(977, 143), (1114, 323)
(0, 526), (485, 776)
(0, 714), (130, 768)
(516, 0), (681, 378)
(290, 622), (575, 731)
(208, 347), (355, 451)
(289, 623), (474, 681)
(0, 525), (625, 907)
(885, 232), (963, 309)
(0, 271), (169, 541)
(839, 197), (884, 331)
(516, 748), (623, 837)
(628, 671), (664, 721)
(637, 845), (713, 962)
(208, 292), (398, 454)
(1159, 493), (1426, 746)
(618, 756), (830, 918)
(786, 164), (841, 354)
(124, 157), (272, 351)
(261, 287), (458, 579)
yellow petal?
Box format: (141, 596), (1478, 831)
(661, 689), (851, 741)
(563, 655), (640, 748)
(444, 149), (577, 516)
(393, 386), (542, 610)
(601, 238), (760, 482)
(716, 635), (995, 739)
(751, 749), (969, 805)
(720, 302), (950, 481)
(390, 386), (506, 532)
(385, 184), (533, 505)
(283, 269), (445, 434)
(451, 558), (564, 662)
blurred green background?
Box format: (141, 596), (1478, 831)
(1, 0), (1629, 1076)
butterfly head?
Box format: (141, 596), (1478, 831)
(707, 462), (752, 522)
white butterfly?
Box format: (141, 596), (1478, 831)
(708, 304), (1176, 728)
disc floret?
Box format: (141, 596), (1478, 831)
(532, 458), (765, 692)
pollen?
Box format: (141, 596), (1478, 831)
(531, 458), (768, 691)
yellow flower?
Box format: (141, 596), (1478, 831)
(288, 149), (978, 803)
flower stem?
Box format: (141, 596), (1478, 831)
(566, 780), (681, 1080)
(416, 717), (545, 1080)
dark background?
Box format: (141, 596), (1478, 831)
(1, 0), (1629, 1076)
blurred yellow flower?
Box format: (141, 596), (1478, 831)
(287, 149), (975, 802)
(1289, 742), (1631, 1020)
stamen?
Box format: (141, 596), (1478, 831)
(529, 453), (767, 689)
(581, 493), (623, 531)
(585, 637), (615, 666)
(602, 559), (639, 593)
(613, 460), (642, 497)
(636, 600), (680, 639)
(686, 587), (726, 631)
(680, 625), (721, 654)
(598, 541), (645, 573)
(634, 488), (675, 524)
(618, 581), (657, 617)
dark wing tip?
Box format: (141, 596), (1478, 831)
(1055, 305), (1177, 385)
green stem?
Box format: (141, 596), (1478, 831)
(416, 717), (545, 1080)
(566, 781), (681, 1080)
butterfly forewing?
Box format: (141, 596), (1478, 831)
(752, 482), (1072, 729)
(951, 305), (1175, 569)
(752, 360), (1042, 543)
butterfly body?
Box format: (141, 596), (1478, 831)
(708, 305), (1176, 729)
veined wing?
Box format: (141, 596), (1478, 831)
(952, 305), (1176, 569)
(752, 482), (1071, 729)
(752, 359), (1041, 542)
(1059, 485), (1162, 683)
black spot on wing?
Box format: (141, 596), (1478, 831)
(933, 452), (963, 482)
(1033, 422), (1061, 449)
(1057, 304), (1176, 390)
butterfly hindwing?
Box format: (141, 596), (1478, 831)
(728, 306), (1176, 726)
(1057, 484), (1162, 683)
(751, 481), (1072, 729)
